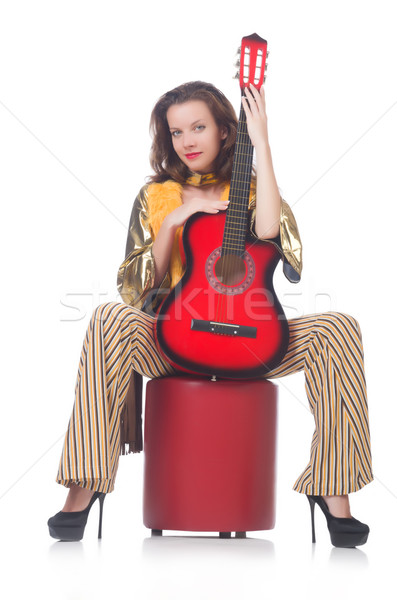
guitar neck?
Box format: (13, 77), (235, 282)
(222, 102), (254, 256)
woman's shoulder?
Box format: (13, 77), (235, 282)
(144, 179), (184, 206)
(136, 179), (184, 238)
(132, 179), (184, 218)
(144, 178), (183, 191)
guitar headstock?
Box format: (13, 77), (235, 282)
(234, 33), (268, 92)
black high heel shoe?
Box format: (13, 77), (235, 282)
(307, 495), (369, 548)
(48, 491), (106, 541)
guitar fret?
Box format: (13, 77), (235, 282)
(226, 215), (248, 222)
(230, 176), (252, 183)
(225, 214), (248, 221)
(223, 240), (246, 247)
(223, 242), (246, 247)
(224, 215), (247, 226)
(227, 201), (250, 208)
(228, 200), (249, 204)
(228, 199), (250, 205)
(229, 188), (251, 195)
(224, 230), (246, 237)
(224, 231), (246, 237)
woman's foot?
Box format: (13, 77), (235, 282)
(307, 495), (369, 547)
(48, 489), (106, 541)
(62, 483), (96, 512)
(322, 494), (352, 518)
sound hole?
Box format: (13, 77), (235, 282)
(214, 254), (247, 286)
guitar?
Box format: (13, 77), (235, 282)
(155, 33), (289, 378)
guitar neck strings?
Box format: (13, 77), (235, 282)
(216, 102), (254, 323)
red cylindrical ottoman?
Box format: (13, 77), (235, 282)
(143, 376), (278, 536)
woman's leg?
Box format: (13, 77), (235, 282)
(266, 311), (373, 504)
(55, 301), (175, 508)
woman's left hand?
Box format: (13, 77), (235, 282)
(241, 83), (269, 149)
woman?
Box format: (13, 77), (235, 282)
(48, 81), (373, 547)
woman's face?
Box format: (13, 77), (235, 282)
(166, 100), (227, 174)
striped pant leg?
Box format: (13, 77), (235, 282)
(55, 301), (175, 494)
(266, 311), (373, 495)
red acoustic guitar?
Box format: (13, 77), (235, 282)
(155, 33), (289, 378)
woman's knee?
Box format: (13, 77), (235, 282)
(318, 311), (362, 340)
(90, 301), (135, 326)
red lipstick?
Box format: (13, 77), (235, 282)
(185, 152), (202, 160)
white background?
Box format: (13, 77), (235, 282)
(1, 0), (396, 598)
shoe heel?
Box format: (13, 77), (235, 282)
(98, 493), (105, 539)
(307, 496), (316, 543)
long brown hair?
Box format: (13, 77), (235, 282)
(147, 81), (238, 184)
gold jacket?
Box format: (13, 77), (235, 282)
(117, 179), (302, 455)
(117, 181), (302, 314)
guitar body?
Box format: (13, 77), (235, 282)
(155, 210), (289, 378)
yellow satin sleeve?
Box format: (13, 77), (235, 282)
(117, 185), (169, 309)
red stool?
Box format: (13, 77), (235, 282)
(143, 375), (278, 538)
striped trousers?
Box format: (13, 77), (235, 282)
(56, 302), (373, 495)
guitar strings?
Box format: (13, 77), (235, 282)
(215, 101), (254, 325)
(216, 104), (251, 323)
(210, 41), (267, 328)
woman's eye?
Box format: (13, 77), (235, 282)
(195, 125), (205, 132)
(171, 130), (182, 137)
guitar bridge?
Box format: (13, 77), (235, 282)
(191, 319), (257, 339)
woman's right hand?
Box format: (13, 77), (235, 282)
(164, 197), (230, 230)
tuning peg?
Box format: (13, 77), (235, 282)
(237, 46), (241, 55)
(233, 71), (240, 80)
(266, 50), (270, 58)
(265, 63), (268, 71)
(234, 58), (240, 68)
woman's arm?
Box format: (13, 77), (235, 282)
(117, 187), (157, 308)
(242, 83), (281, 239)
(151, 216), (179, 288)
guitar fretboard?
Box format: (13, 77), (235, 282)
(222, 102), (254, 256)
